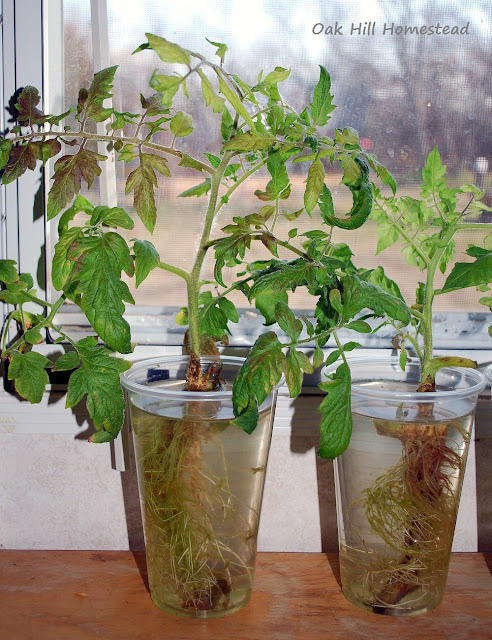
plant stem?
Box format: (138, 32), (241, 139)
(187, 152), (234, 357)
(420, 225), (458, 381)
(157, 261), (190, 281)
(3, 294), (66, 357)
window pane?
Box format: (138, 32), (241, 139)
(57, 1), (492, 325)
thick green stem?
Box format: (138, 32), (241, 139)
(420, 225), (458, 382)
(187, 152), (235, 357)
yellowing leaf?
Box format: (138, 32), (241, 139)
(8, 351), (50, 403)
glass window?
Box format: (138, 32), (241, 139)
(45, 0), (492, 346)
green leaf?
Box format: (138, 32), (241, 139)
(254, 289), (288, 325)
(35, 139), (62, 164)
(170, 110), (194, 137)
(339, 155), (362, 185)
(399, 346), (408, 371)
(206, 38), (228, 63)
(198, 70), (226, 113)
(325, 350), (341, 366)
(2, 143), (38, 184)
(90, 206), (134, 229)
(66, 336), (132, 439)
(52, 226), (85, 290)
(9, 309), (42, 328)
(16, 86), (47, 125)
(0, 259), (18, 284)
(178, 178), (211, 198)
(263, 66), (291, 86)
(285, 349), (304, 397)
(218, 76), (256, 130)
(341, 274), (411, 324)
(217, 296), (239, 323)
(310, 66), (336, 127)
(53, 351), (81, 371)
(366, 153), (397, 194)
(318, 363), (352, 459)
(421, 147), (446, 197)
(275, 301), (302, 341)
(47, 150), (105, 220)
(345, 319), (372, 333)
(148, 73), (182, 105)
(223, 130), (277, 152)
(304, 159), (324, 214)
(233, 331), (286, 432)
(313, 345), (325, 369)
(335, 127), (360, 148)
(214, 218), (255, 287)
(264, 151), (290, 199)
(8, 351), (50, 403)
(0, 139), (13, 170)
(24, 326), (44, 345)
(133, 239), (160, 287)
(359, 266), (405, 301)
(64, 233), (135, 353)
(178, 153), (204, 172)
(77, 66), (117, 123)
(198, 292), (230, 339)
(125, 154), (170, 232)
(221, 106), (234, 142)
(441, 248), (492, 293)
(329, 288), (343, 314)
(145, 33), (190, 65)
(249, 260), (318, 299)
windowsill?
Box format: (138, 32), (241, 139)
(0, 551), (490, 637)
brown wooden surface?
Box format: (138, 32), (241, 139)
(0, 551), (491, 639)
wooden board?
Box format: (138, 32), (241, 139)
(0, 551), (491, 639)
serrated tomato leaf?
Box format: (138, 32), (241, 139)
(125, 154), (170, 232)
(77, 66), (117, 123)
(66, 337), (131, 439)
(8, 351), (51, 403)
(0, 259), (18, 284)
(47, 150), (106, 220)
(16, 86), (47, 125)
(310, 66), (336, 127)
(233, 331), (285, 432)
(441, 248), (492, 293)
(2, 143), (38, 183)
(133, 239), (160, 287)
(63, 232), (135, 353)
(341, 274), (411, 324)
(318, 362), (352, 458)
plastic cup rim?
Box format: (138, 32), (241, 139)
(323, 355), (486, 400)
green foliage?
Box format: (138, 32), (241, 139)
(133, 239), (160, 287)
(77, 66), (117, 123)
(47, 150), (106, 220)
(233, 332), (285, 433)
(8, 351), (50, 403)
(63, 232), (135, 353)
(318, 363), (352, 458)
(310, 65), (336, 127)
(16, 86), (47, 126)
(66, 337), (131, 441)
(125, 153), (171, 232)
(441, 246), (492, 293)
(1, 35), (489, 460)
(0, 259), (18, 284)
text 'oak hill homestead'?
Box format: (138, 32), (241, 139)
(312, 21), (471, 36)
